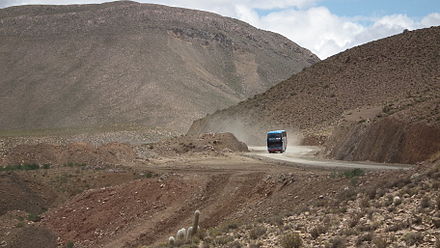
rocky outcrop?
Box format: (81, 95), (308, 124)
(324, 117), (440, 164)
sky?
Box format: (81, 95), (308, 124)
(1, 0), (440, 59)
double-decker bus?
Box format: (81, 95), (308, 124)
(267, 130), (287, 153)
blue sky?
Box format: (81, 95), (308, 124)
(320, 0), (440, 18)
(1, 0), (440, 58)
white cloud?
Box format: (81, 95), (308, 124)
(256, 7), (365, 58)
(421, 13), (440, 26)
(1, 0), (439, 59)
(244, 8), (440, 58)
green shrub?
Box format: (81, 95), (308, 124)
(15, 222), (25, 228)
(66, 241), (74, 248)
(280, 232), (302, 248)
(27, 213), (41, 222)
(23, 163), (40, 170)
(343, 169), (364, 178)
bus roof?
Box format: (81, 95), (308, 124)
(267, 130), (286, 134)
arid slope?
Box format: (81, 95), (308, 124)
(188, 26), (440, 163)
(0, 1), (318, 132)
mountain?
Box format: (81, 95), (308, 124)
(188, 26), (440, 163)
(0, 1), (318, 132)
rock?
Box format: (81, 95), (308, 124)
(393, 196), (402, 205)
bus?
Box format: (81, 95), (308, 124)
(267, 130), (287, 153)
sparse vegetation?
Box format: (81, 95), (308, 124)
(420, 196), (431, 209)
(42, 163), (51, 169)
(310, 225), (327, 239)
(355, 232), (373, 245)
(0, 163), (40, 171)
(280, 232), (302, 248)
(372, 236), (388, 248)
(343, 168), (364, 178)
(64, 162), (86, 167)
(325, 237), (346, 248)
(249, 225), (267, 240)
(15, 222), (25, 228)
(27, 213), (41, 222)
(402, 232), (423, 246)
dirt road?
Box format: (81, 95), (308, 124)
(248, 146), (412, 170)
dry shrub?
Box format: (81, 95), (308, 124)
(249, 242), (261, 248)
(420, 197), (431, 209)
(280, 232), (302, 248)
(325, 237), (347, 248)
(365, 186), (378, 199)
(385, 220), (410, 232)
(213, 235), (234, 245)
(387, 176), (411, 189)
(403, 232), (423, 246)
(227, 240), (242, 248)
(310, 225), (328, 239)
(348, 212), (364, 228)
(337, 188), (357, 202)
(356, 232), (374, 245)
(359, 197), (370, 209)
(249, 226), (267, 240)
(373, 236), (388, 248)
(267, 215), (283, 226)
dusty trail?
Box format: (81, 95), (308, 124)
(248, 146), (412, 170)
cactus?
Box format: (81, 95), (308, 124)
(168, 236), (175, 247)
(176, 228), (186, 244)
(186, 226), (193, 241)
(192, 210), (200, 236)
(167, 210), (201, 245)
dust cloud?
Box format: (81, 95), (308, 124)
(203, 116), (303, 147)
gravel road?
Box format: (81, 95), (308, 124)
(248, 146), (412, 170)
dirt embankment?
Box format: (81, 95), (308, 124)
(140, 132), (249, 157)
(1, 132), (248, 167)
(325, 117), (440, 164)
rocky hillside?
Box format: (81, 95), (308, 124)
(0, 1), (318, 132)
(188, 26), (440, 163)
(183, 158), (440, 248)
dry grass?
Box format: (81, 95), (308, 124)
(280, 232), (302, 248)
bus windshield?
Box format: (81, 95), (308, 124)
(266, 130), (287, 153)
